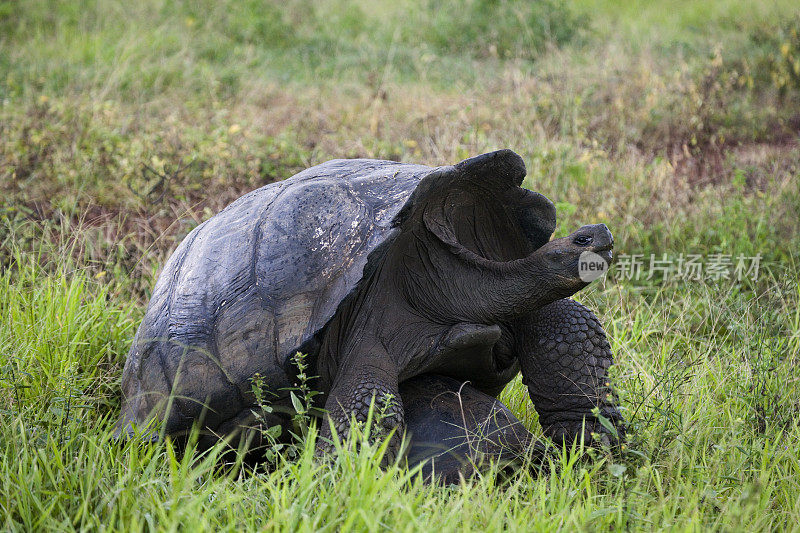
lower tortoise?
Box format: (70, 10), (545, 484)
(116, 149), (624, 476)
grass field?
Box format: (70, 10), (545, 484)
(2, 0), (800, 530)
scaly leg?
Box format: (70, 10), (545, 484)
(317, 362), (404, 465)
(517, 298), (625, 447)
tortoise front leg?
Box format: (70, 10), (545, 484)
(317, 361), (404, 465)
(517, 298), (625, 447)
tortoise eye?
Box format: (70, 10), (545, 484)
(574, 235), (593, 246)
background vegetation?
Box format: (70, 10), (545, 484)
(2, 0), (800, 530)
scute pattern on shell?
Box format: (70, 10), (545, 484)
(117, 159), (434, 435)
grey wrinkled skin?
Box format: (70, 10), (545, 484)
(116, 149), (624, 475)
(401, 374), (548, 484)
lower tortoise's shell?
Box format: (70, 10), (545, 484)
(118, 159), (434, 435)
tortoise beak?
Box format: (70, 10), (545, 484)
(588, 223), (614, 265)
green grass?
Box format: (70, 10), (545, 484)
(2, 0), (800, 530)
(3, 239), (799, 530)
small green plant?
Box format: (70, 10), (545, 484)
(249, 351), (323, 463)
(249, 372), (287, 464)
(287, 351), (323, 441)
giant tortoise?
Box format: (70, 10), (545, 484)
(116, 149), (624, 472)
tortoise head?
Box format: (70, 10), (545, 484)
(529, 223), (614, 300)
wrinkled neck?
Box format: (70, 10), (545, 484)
(401, 229), (582, 323)
(479, 251), (579, 321)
